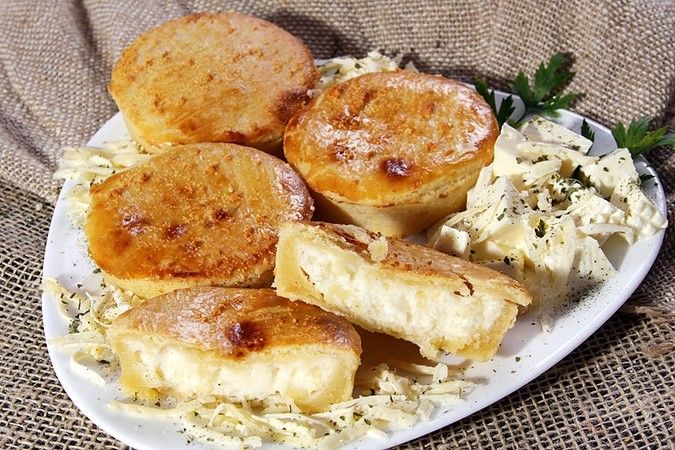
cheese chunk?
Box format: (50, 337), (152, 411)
(475, 177), (532, 242)
(522, 214), (577, 304)
(428, 225), (471, 258)
(518, 142), (598, 177)
(521, 159), (562, 188)
(610, 178), (667, 242)
(493, 123), (527, 179)
(521, 116), (593, 154)
(582, 148), (639, 197)
(564, 192), (626, 244)
(466, 166), (495, 208)
(567, 236), (617, 294)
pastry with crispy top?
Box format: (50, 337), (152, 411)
(109, 12), (318, 154)
(107, 287), (361, 413)
(284, 71), (498, 236)
(85, 143), (313, 299)
(273, 221), (532, 361)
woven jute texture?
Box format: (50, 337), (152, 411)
(1, 1), (673, 449)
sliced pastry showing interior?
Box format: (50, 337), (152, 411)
(85, 143), (313, 299)
(283, 71), (498, 236)
(274, 221), (532, 361)
(107, 287), (362, 413)
(109, 12), (318, 154)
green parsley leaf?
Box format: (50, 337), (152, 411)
(510, 53), (578, 124)
(611, 116), (675, 157)
(534, 219), (547, 238)
(496, 95), (516, 127)
(532, 53), (574, 102)
(474, 76), (516, 126)
(512, 71), (536, 107)
(535, 93), (578, 117)
(638, 174), (655, 184)
(581, 119), (595, 143)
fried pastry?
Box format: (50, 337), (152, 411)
(107, 287), (361, 413)
(85, 143), (313, 298)
(283, 71), (498, 236)
(109, 12), (318, 154)
(273, 221), (532, 361)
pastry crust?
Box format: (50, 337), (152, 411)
(107, 287), (361, 413)
(109, 12), (318, 154)
(273, 222), (532, 361)
(85, 143), (313, 298)
(284, 71), (498, 236)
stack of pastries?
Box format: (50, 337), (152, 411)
(93, 12), (531, 414)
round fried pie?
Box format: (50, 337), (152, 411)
(109, 12), (318, 154)
(85, 143), (313, 298)
(284, 71), (498, 236)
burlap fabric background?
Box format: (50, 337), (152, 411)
(1, 1), (673, 448)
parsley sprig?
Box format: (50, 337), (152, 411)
(474, 78), (515, 127)
(475, 53), (579, 127)
(611, 116), (675, 157)
(580, 118), (595, 142)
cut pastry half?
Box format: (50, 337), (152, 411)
(284, 71), (498, 236)
(107, 287), (362, 413)
(85, 143), (313, 299)
(273, 221), (532, 361)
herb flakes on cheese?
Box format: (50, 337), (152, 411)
(521, 115), (593, 154)
(610, 178), (667, 242)
(581, 148), (639, 197)
(428, 116), (667, 330)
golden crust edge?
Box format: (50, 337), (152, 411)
(310, 168), (483, 237)
(103, 269), (274, 300)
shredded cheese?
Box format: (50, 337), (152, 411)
(316, 50), (417, 91)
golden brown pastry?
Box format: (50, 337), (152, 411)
(273, 221), (532, 361)
(85, 143), (313, 298)
(109, 12), (318, 154)
(283, 71), (498, 236)
(107, 287), (362, 413)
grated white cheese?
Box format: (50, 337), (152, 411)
(53, 139), (151, 226)
(316, 50), (417, 91)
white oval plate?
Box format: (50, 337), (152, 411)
(42, 101), (666, 450)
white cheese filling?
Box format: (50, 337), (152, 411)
(121, 337), (347, 408)
(295, 242), (507, 356)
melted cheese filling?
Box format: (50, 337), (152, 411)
(113, 335), (354, 413)
(295, 242), (507, 358)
